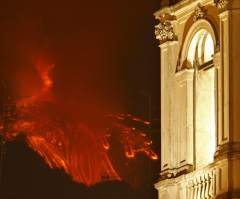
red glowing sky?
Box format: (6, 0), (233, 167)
(0, 0), (161, 197)
(0, 0), (160, 119)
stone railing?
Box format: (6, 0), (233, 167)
(155, 158), (230, 199)
(186, 168), (215, 199)
(154, 161), (223, 199)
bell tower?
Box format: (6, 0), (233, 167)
(154, 0), (240, 198)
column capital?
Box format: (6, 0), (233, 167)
(155, 20), (174, 41)
(215, 0), (233, 12)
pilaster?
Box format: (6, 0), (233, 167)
(155, 18), (179, 176)
(214, 0), (240, 156)
(175, 69), (194, 170)
(215, 0), (240, 196)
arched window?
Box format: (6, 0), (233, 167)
(187, 29), (214, 68)
(187, 28), (215, 168)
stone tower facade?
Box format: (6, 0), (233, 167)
(154, 0), (240, 198)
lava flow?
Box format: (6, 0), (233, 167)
(0, 62), (158, 187)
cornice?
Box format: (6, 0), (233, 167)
(214, 142), (240, 161)
(154, 0), (214, 20)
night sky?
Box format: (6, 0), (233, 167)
(0, 0), (161, 198)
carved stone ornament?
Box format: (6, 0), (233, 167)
(177, 65), (182, 72)
(216, 0), (232, 10)
(155, 20), (174, 41)
(193, 6), (204, 21)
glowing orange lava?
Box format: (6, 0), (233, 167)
(0, 62), (158, 187)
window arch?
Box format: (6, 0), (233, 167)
(187, 29), (214, 68)
(180, 19), (217, 168)
(180, 19), (217, 69)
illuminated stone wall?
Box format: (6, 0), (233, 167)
(154, 0), (240, 198)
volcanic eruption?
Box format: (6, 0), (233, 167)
(1, 62), (158, 187)
(0, 0), (160, 190)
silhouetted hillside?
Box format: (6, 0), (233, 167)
(0, 141), (154, 199)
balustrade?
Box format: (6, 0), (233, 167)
(187, 169), (215, 199)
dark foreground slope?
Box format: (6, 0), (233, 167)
(0, 141), (157, 199)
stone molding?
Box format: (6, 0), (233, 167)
(154, 0), (215, 21)
(193, 6), (205, 21)
(214, 142), (240, 161)
(159, 164), (193, 180)
(155, 157), (231, 198)
(155, 20), (174, 41)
